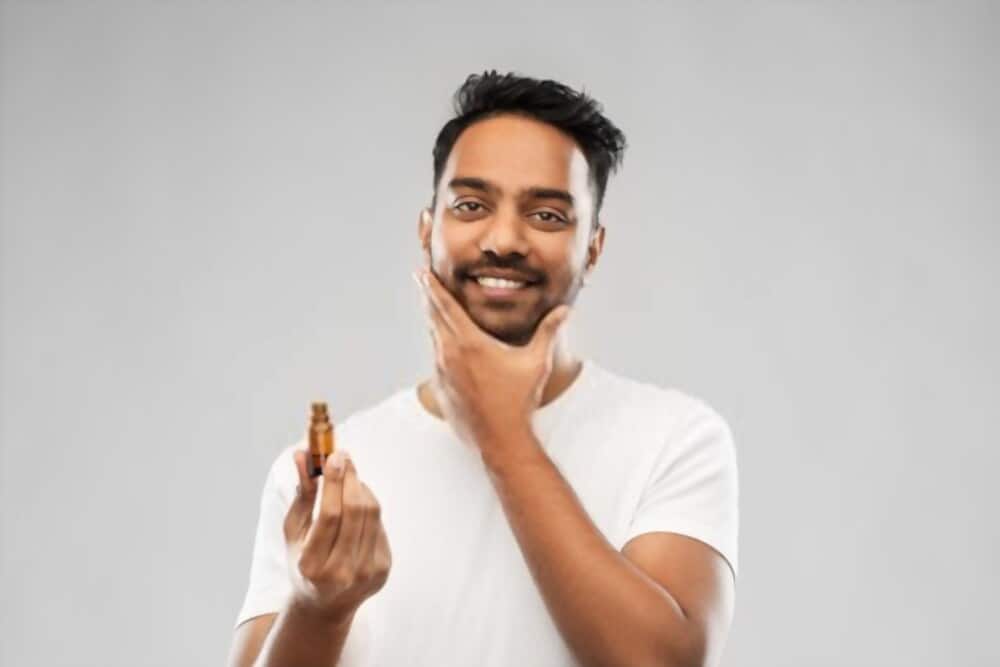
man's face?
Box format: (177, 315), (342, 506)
(419, 113), (605, 346)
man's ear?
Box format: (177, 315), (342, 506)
(585, 223), (606, 277)
(418, 208), (432, 252)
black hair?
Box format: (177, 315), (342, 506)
(430, 70), (627, 228)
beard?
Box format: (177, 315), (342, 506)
(427, 259), (582, 348)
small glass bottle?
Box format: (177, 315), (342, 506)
(308, 401), (335, 477)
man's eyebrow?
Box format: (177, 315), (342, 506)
(448, 177), (575, 206)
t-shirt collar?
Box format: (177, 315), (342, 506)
(406, 357), (596, 442)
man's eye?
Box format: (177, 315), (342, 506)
(534, 211), (567, 224)
(455, 202), (484, 213)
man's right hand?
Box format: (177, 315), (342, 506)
(227, 448), (391, 667)
(284, 447), (393, 624)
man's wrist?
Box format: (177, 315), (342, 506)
(478, 424), (546, 475)
(287, 595), (357, 630)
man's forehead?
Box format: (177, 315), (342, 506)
(442, 117), (591, 200)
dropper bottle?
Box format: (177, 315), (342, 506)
(308, 401), (335, 477)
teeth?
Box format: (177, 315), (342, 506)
(476, 276), (527, 289)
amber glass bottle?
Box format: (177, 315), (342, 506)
(308, 401), (335, 477)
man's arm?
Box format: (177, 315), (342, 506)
(481, 428), (735, 667)
(226, 604), (354, 667)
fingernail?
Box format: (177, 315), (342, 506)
(329, 449), (348, 475)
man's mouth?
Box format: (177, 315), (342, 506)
(464, 274), (540, 299)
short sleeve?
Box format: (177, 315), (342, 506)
(623, 400), (740, 579)
(233, 451), (296, 628)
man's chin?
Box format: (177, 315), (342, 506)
(470, 312), (537, 347)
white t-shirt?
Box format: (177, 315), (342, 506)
(234, 358), (739, 666)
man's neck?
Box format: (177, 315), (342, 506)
(416, 339), (583, 420)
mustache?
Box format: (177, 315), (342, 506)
(459, 258), (545, 284)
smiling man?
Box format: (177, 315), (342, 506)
(228, 70), (739, 667)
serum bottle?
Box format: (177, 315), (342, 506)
(308, 401), (335, 477)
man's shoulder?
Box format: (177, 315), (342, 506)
(588, 360), (723, 426)
(589, 362), (737, 476)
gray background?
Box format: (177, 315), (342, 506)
(1, 1), (997, 665)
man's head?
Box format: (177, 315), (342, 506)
(418, 70), (627, 346)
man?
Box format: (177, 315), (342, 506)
(228, 70), (739, 667)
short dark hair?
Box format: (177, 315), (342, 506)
(430, 70), (627, 228)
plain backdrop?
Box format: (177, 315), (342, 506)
(1, 1), (997, 665)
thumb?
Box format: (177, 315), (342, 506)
(531, 305), (572, 353)
(284, 449), (318, 542)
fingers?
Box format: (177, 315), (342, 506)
(284, 449), (318, 542)
(325, 457), (370, 570)
(427, 305), (451, 350)
(299, 450), (349, 570)
(369, 526), (392, 593)
(356, 485), (390, 594)
(355, 482), (382, 569)
(419, 267), (485, 342)
(374, 525), (392, 574)
(290, 447), (391, 601)
(416, 272), (457, 342)
(294, 448), (318, 498)
(413, 271), (453, 371)
(528, 304), (572, 355)
(423, 268), (473, 331)
(427, 321), (448, 373)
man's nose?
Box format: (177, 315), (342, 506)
(478, 207), (530, 256)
